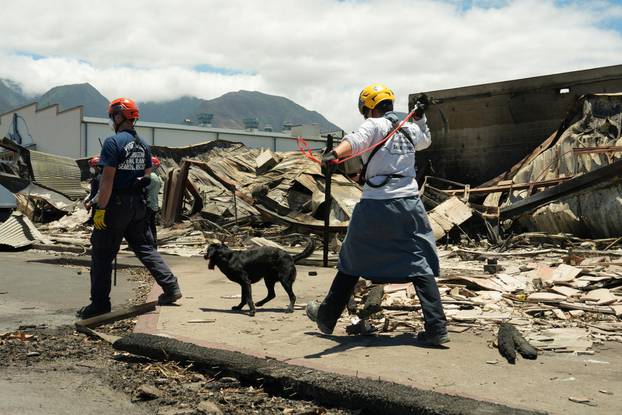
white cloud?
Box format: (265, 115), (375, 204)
(1, 0), (621, 131)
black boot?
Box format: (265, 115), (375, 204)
(306, 271), (359, 334)
(76, 301), (111, 319)
(158, 285), (182, 305)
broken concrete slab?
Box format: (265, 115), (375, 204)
(551, 264), (582, 283)
(582, 289), (617, 306)
(526, 327), (592, 353)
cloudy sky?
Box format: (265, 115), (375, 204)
(1, 0), (622, 130)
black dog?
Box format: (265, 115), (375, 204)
(204, 238), (315, 316)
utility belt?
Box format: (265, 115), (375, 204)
(112, 175), (152, 196)
(364, 173), (414, 188)
(112, 187), (143, 196)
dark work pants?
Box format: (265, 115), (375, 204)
(147, 208), (157, 249)
(89, 194), (178, 305)
(318, 271), (447, 335)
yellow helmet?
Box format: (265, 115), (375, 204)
(358, 83), (395, 114)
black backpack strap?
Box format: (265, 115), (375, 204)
(359, 116), (415, 188)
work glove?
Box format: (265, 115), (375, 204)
(413, 93), (429, 118)
(321, 149), (338, 167)
(93, 208), (107, 230)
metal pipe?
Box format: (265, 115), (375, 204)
(323, 134), (334, 267)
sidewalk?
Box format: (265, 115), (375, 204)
(136, 255), (622, 415)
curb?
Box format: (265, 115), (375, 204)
(114, 333), (546, 415)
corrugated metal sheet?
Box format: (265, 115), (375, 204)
(29, 151), (85, 200)
(520, 179), (622, 238)
(18, 183), (76, 212)
(508, 94), (622, 237)
(0, 212), (47, 248)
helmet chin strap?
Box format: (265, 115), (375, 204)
(112, 113), (130, 133)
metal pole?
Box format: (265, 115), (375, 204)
(113, 255), (117, 287)
(322, 134), (334, 267)
(232, 186), (238, 225)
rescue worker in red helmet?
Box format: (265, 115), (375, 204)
(145, 156), (162, 248)
(83, 156), (102, 211)
(306, 84), (448, 346)
(76, 98), (182, 319)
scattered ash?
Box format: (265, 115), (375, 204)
(0, 326), (356, 414)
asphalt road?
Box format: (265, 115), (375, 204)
(0, 251), (137, 331)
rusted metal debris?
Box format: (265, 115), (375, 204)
(155, 140), (361, 232)
(422, 93), (622, 241)
(0, 211), (50, 248)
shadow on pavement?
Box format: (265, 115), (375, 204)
(302, 332), (450, 358)
(199, 307), (292, 315)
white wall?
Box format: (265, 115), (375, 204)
(1, 105), (327, 158)
(0, 103), (82, 158)
(220, 133), (275, 150)
(83, 119), (326, 154)
(152, 127), (217, 147)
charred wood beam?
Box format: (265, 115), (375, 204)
(500, 159), (622, 219)
(439, 177), (572, 197)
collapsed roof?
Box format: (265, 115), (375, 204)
(151, 140), (362, 233)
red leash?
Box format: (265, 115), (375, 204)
(297, 108), (417, 165)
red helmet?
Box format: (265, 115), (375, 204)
(88, 156), (100, 167)
(108, 97), (140, 120)
(151, 156), (161, 168)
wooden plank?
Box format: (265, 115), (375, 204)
(527, 292), (568, 303)
(557, 301), (615, 315)
(75, 325), (122, 344)
(483, 180), (513, 208)
(75, 301), (157, 329)
(428, 196), (473, 240)
(444, 177), (571, 196)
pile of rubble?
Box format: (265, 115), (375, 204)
(1, 93), (622, 355)
(151, 140), (360, 231)
(348, 238), (622, 354)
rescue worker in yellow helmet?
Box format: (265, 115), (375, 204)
(306, 84), (448, 346)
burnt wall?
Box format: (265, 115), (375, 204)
(411, 64), (622, 185)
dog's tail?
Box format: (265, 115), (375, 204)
(292, 237), (316, 263)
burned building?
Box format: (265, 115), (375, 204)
(412, 64), (622, 184)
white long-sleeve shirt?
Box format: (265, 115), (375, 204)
(344, 115), (431, 200)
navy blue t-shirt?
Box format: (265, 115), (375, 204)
(99, 129), (152, 189)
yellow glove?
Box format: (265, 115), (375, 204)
(93, 209), (107, 230)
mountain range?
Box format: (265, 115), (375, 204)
(0, 80), (340, 133)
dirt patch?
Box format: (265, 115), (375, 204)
(0, 326), (354, 414)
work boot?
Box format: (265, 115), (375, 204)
(416, 331), (450, 347)
(158, 286), (182, 305)
(305, 300), (334, 335)
(75, 302), (111, 319)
